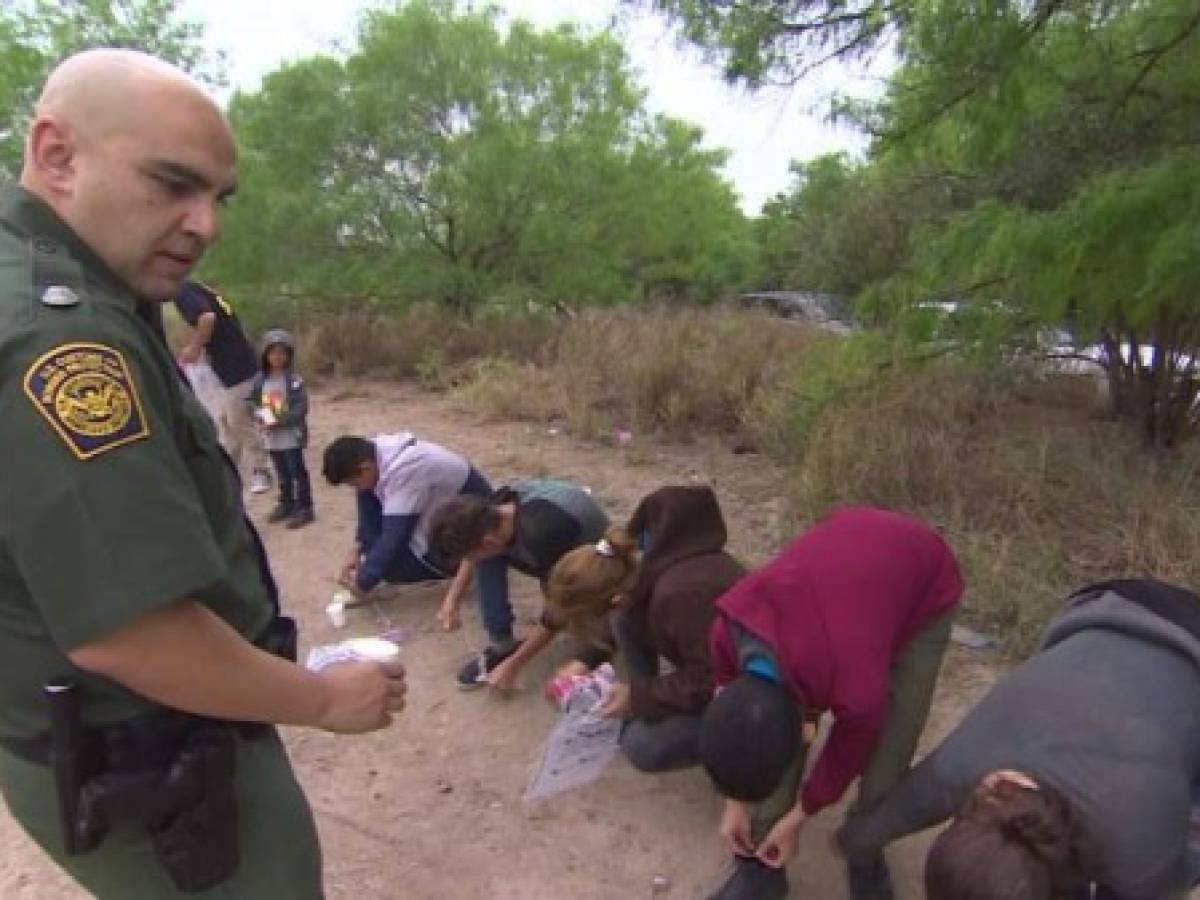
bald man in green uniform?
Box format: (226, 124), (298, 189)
(0, 50), (406, 898)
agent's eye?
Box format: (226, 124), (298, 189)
(154, 173), (193, 197)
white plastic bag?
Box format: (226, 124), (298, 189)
(180, 358), (226, 423)
(525, 705), (621, 801)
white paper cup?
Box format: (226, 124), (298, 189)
(325, 601), (347, 629)
(343, 637), (401, 663)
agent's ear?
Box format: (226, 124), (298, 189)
(27, 116), (79, 197)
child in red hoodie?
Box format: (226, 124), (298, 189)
(701, 506), (963, 900)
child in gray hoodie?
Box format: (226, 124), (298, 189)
(248, 329), (314, 528)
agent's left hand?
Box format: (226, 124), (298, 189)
(756, 807), (806, 869)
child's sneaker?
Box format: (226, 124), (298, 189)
(456, 641), (521, 690)
(249, 469), (272, 494)
(267, 502), (292, 524)
(286, 507), (315, 530)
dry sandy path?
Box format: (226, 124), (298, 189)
(0, 379), (1003, 900)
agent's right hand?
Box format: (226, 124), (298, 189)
(720, 799), (755, 858)
(314, 658), (406, 734)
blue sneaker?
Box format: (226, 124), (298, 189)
(456, 641), (521, 690)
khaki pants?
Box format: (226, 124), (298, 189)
(751, 608), (956, 845)
(206, 376), (269, 483)
(0, 729), (324, 899)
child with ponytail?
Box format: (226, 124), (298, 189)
(545, 485), (746, 773)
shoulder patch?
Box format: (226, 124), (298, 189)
(23, 342), (150, 460)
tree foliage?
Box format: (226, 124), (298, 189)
(0, 0), (223, 177)
(656, 0), (1200, 445)
(206, 1), (752, 312)
(642, 1), (896, 86)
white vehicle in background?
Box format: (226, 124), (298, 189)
(738, 291), (856, 334)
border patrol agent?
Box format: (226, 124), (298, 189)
(0, 49), (405, 898)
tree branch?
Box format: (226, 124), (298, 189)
(1121, 5), (1200, 106)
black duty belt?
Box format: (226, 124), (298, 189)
(0, 711), (268, 769)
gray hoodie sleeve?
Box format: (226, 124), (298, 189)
(839, 749), (971, 856)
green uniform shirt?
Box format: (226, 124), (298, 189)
(0, 185), (274, 738)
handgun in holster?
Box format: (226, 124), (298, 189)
(46, 680), (241, 892)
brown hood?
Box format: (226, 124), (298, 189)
(625, 485), (729, 609)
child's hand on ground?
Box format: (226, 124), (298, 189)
(599, 683), (631, 719)
(336, 558), (359, 590)
(436, 600), (462, 632)
(487, 657), (520, 692)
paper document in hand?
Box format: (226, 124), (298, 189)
(525, 709), (621, 802)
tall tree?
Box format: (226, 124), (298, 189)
(656, 0), (1200, 444)
(208, 0), (751, 312)
(640, 1), (896, 86)
(0, 0), (223, 177)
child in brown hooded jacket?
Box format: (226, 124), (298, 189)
(545, 485), (745, 771)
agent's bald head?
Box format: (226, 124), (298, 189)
(21, 49), (238, 300)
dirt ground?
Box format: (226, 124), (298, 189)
(0, 379), (1005, 900)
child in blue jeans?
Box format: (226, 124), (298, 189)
(248, 329), (314, 529)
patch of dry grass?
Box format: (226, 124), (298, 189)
(785, 366), (1200, 654)
(248, 299), (1200, 657)
(454, 306), (824, 439)
(291, 305), (556, 385)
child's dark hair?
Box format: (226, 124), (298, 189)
(259, 328), (295, 375)
(699, 674), (802, 802)
(260, 343), (292, 374)
(322, 436), (375, 485)
(430, 496), (501, 562)
(926, 779), (1081, 900)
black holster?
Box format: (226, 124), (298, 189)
(39, 615), (297, 890)
(46, 688), (241, 892)
(145, 725), (240, 892)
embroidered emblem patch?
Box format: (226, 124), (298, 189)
(23, 342), (150, 460)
